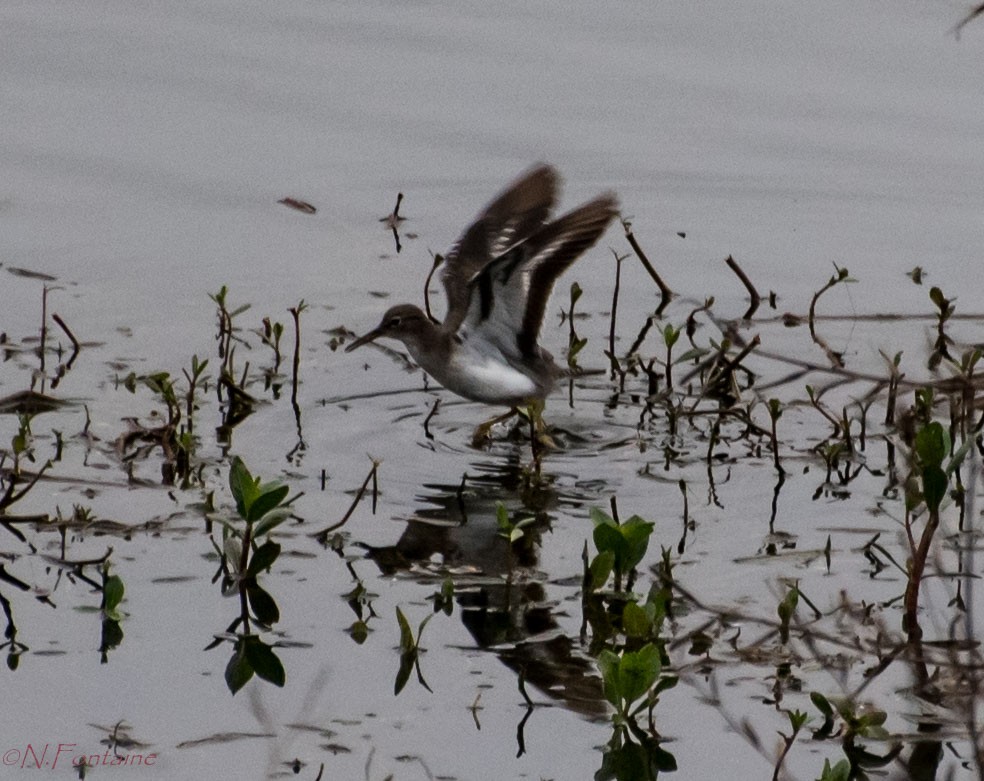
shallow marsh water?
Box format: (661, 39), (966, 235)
(3, 2), (984, 779)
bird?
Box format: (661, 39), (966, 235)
(346, 164), (619, 441)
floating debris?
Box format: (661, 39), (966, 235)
(278, 197), (317, 214)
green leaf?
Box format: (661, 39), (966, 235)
(645, 585), (670, 629)
(622, 600), (652, 638)
(593, 522), (623, 556)
(676, 347), (709, 363)
(619, 516), (654, 571)
(618, 643), (661, 705)
(246, 541), (281, 577)
(857, 709), (887, 729)
(922, 465), (947, 512)
(663, 324), (680, 348)
(225, 644), (254, 694)
(246, 583), (280, 625)
(103, 575), (125, 612)
(495, 502), (511, 532)
(590, 507), (616, 528)
(395, 650), (415, 695)
(914, 422), (947, 469)
(945, 433), (975, 477)
(596, 649), (622, 707)
(818, 758), (852, 781)
(810, 691), (833, 717)
(778, 587), (799, 622)
(244, 638), (286, 687)
(224, 537), (243, 573)
(229, 456), (256, 519)
(788, 709), (810, 731)
(589, 550), (615, 591)
(253, 508), (292, 537)
(246, 483), (290, 522)
(396, 607), (414, 652)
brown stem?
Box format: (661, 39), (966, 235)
(903, 506), (940, 642)
(621, 218), (672, 309)
(608, 250), (625, 380)
(38, 286), (49, 389)
(52, 313), (80, 369)
(311, 460), (380, 541)
(725, 255), (761, 319)
(423, 254), (443, 324)
(808, 275), (846, 368)
(289, 305), (303, 410)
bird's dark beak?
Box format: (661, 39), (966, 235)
(345, 324), (385, 353)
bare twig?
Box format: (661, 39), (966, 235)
(423, 253), (443, 324)
(725, 255), (761, 319)
(621, 218), (672, 311)
(310, 459), (380, 541)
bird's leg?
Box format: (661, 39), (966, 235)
(527, 403), (542, 474)
(525, 399), (556, 449)
(471, 407), (519, 447)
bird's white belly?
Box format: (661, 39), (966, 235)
(446, 355), (537, 403)
(411, 341), (538, 404)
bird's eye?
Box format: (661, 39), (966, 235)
(387, 317), (401, 328)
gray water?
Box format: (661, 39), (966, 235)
(2, 2), (984, 778)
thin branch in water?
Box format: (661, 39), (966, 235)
(423, 398), (440, 440)
(951, 2), (984, 39)
(725, 255), (761, 319)
(288, 302), (306, 411)
(621, 217), (672, 311)
(808, 265), (852, 368)
(423, 253), (443, 324)
(52, 313), (80, 369)
(607, 249), (628, 381)
(310, 459), (380, 542)
(37, 286), (49, 390)
(379, 192), (405, 253)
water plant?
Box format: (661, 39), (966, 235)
(495, 501), (536, 544)
(565, 281), (588, 374)
(394, 606), (433, 695)
(597, 643), (674, 728)
(207, 456), (295, 694)
(595, 644), (678, 779)
(902, 414), (968, 641)
(810, 692), (901, 777)
(98, 564), (125, 662)
(209, 285), (252, 379)
(589, 502), (654, 593)
(118, 355), (210, 485)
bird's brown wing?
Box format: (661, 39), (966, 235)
(460, 192), (619, 360)
(440, 164), (558, 333)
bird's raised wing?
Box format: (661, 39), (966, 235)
(441, 164), (558, 333)
(458, 192), (619, 361)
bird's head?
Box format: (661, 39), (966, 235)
(345, 304), (433, 353)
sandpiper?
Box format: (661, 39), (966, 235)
(346, 164), (618, 437)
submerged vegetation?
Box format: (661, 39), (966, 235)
(3, 221), (984, 780)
